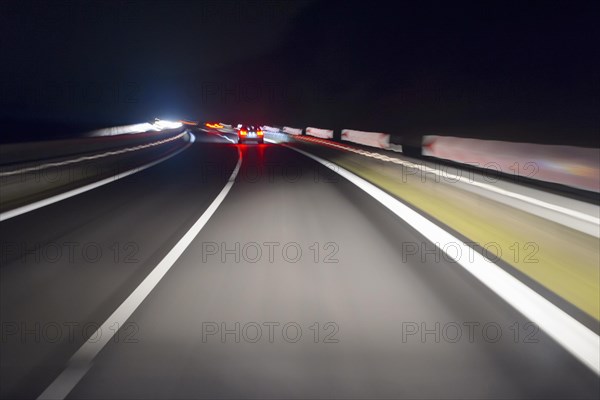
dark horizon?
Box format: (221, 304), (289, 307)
(1, 0), (599, 146)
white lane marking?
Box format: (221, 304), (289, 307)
(0, 132), (187, 177)
(287, 145), (600, 375)
(295, 136), (600, 233)
(37, 147), (243, 400)
(217, 133), (236, 144)
(0, 134), (192, 222)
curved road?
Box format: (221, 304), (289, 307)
(1, 132), (598, 399)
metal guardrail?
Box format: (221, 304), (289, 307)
(0, 127), (185, 166)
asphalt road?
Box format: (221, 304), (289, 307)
(1, 131), (598, 399)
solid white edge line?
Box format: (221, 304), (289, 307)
(0, 134), (192, 222)
(286, 144), (600, 376)
(295, 136), (600, 232)
(37, 146), (243, 400)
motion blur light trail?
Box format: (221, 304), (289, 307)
(285, 135), (600, 322)
(0, 132), (191, 222)
(295, 136), (598, 236)
(3, 0), (599, 398)
(0, 132), (187, 178)
(1, 128), (598, 400)
(285, 144), (599, 374)
(87, 120), (183, 137)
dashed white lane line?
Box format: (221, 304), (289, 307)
(37, 147), (243, 400)
(0, 134), (193, 222)
(286, 144), (600, 376)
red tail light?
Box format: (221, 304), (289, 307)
(240, 130), (247, 135)
(257, 130), (263, 136)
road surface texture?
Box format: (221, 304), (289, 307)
(1, 131), (598, 399)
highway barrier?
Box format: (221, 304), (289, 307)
(1, 126), (185, 165)
(276, 126), (599, 193)
(306, 127), (334, 139)
(282, 126), (302, 135)
(0, 127), (190, 215)
(423, 135), (600, 193)
(262, 126), (282, 133)
(341, 129), (390, 149)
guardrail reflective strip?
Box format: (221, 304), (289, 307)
(0, 132), (187, 177)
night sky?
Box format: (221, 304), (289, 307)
(1, 0), (599, 145)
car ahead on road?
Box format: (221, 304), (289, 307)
(237, 125), (264, 144)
